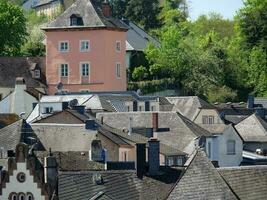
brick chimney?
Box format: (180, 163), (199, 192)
(44, 150), (57, 188)
(152, 113), (158, 132)
(136, 143), (146, 179)
(148, 138), (160, 175)
(102, 0), (111, 18)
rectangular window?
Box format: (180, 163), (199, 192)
(202, 115), (214, 124)
(121, 151), (128, 161)
(60, 64), (68, 77)
(34, 70), (40, 78)
(116, 62), (121, 78)
(227, 140), (236, 155)
(59, 41), (69, 52)
(116, 41), (121, 52)
(167, 157), (174, 166)
(81, 63), (90, 76)
(175, 157), (183, 166)
(80, 40), (90, 52)
(43, 107), (53, 114)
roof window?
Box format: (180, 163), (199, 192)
(70, 14), (83, 26)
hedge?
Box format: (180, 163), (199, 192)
(127, 78), (177, 94)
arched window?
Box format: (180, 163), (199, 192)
(9, 193), (17, 200)
(18, 193), (25, 200)
(91, 140), (102, 161)
(227, 140), (236, 155)
(27, 192), (34, 200)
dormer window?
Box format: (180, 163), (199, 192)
(70, 14), (83, 26)
(34, 69), (40, 79)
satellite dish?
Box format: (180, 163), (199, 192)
(69, 99), (78, 108)
(55, 82), (63, 94)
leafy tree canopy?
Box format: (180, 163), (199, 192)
(0, 0), (27, 55)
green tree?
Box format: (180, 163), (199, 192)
(20, 10), (48, 56)
(126, 0), (161, 30)
(192, 13), (234, 39)
(0, 0), (27, 55)
(132, 66), (149, 81)
(236, 0), (267, 49)
(111, 0), (128, 19)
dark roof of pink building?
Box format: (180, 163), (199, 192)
(44, 0), (127, 30)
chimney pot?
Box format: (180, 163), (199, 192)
(136, 143), (146, 179)
(102, 0), (111, 18)
(148, 138), (160, 175)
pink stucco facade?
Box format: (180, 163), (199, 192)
(45, 29), (127, 94)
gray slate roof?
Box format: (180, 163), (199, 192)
(98, 121), (186, 156)
(218, 165), (267, 200)
(235, 114), (267, 142)
(36, 151), (104, 171)
(97, 112), (211, 154)
(0, 120), (24, 150)
(32, 0), (58, 8)
(0, 57), (46, 88)
(58, 166), (183, 200)
(166, 96), (215, 121)
(122, 20), (160, 51)
(44, 0), (127, 30)
(167, 149), (238, 200)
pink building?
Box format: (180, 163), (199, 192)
(43, 0), (128, 94)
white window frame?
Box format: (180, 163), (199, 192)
(58, 41), (69, 52)
(80, 40), (90, 52)
(60, 63), (69, 77)
(226, 140), (236, 155)
(202, 115), (214, 124)
(80, 62), (90, 77)
(115, 40), (121, 52)
(116, 62), (121, 78)
(34, 70), (40, 78)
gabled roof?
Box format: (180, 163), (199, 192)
(97, 112), (211, 154)
(0, 120), (25, 150)
(97, 121), (186, 156)
(32, 0), (59, 8)
(235, 114), (267, 142)
(166, 96), (215, 121)
(167, 149), (238, 200)
(0, 57), (46, 88)
(58, 166), (183, 200)
(44, 0), (127, 30)
(121, 20), (160, 51)
(218, 165), (267, 200)
(34, 109), (88, 124)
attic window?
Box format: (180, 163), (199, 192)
(70, 14), (83, 26)
(34, 70), (40, 79)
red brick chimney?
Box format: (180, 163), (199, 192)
(152, 113), (158, 132)
(102, 0), (111, 18)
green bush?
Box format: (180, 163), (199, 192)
(128, 78), (177, 94)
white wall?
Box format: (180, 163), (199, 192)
(0, 89), (37, 118)
(0, 87), (13, 100)
(206, 126), (243, 167)
(1, 163), (45, 199)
